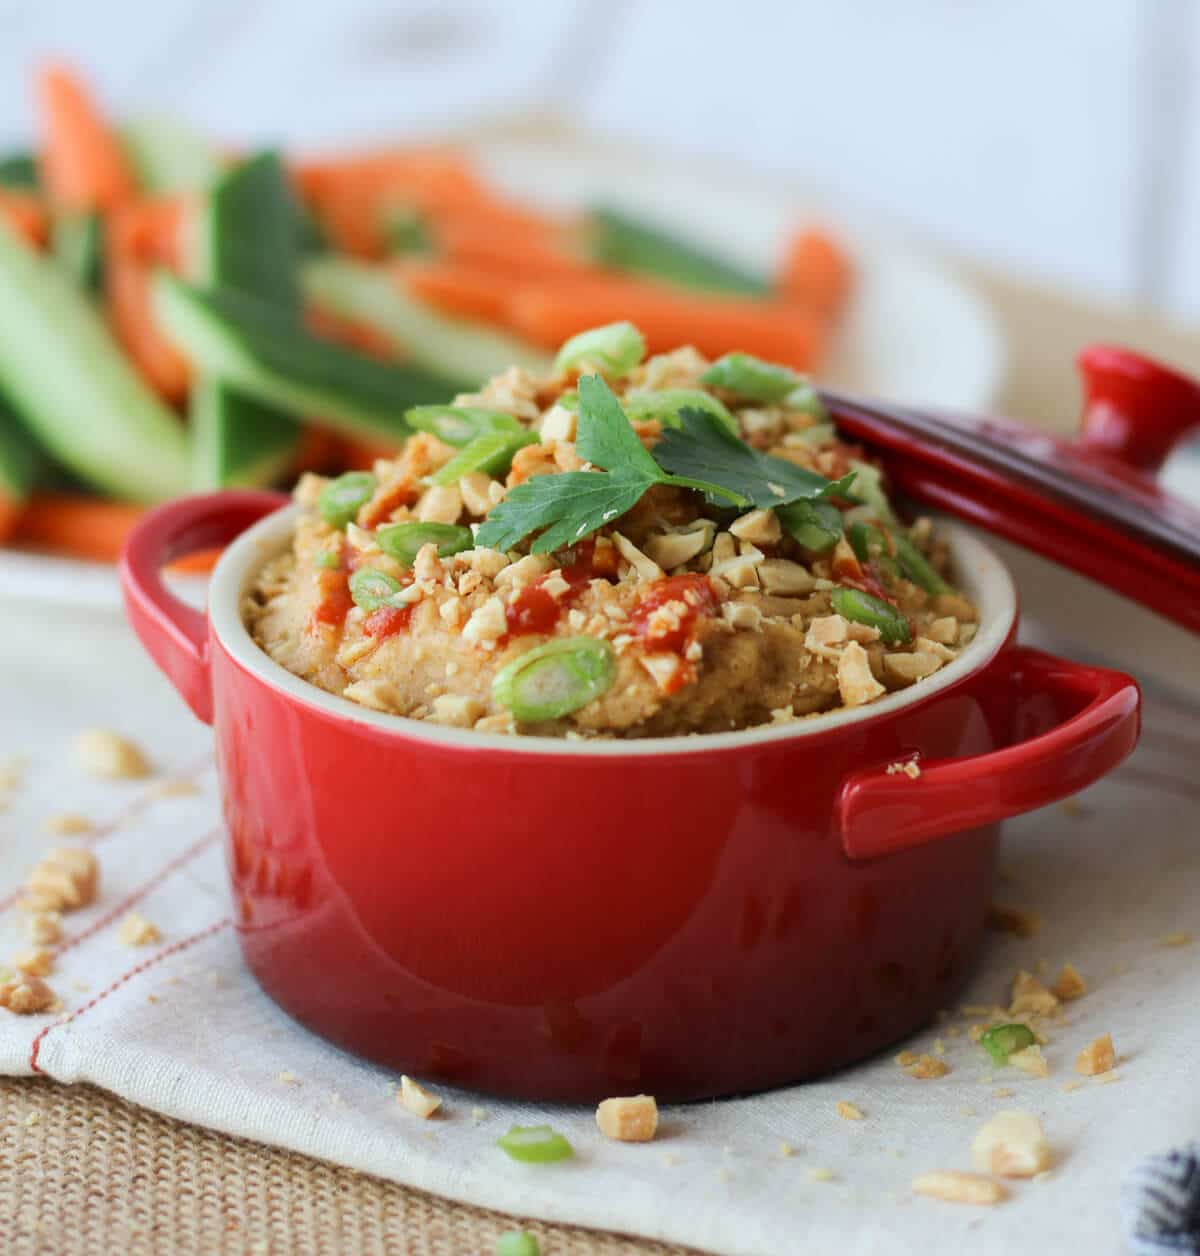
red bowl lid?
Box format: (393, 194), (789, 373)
(823, 345), (1200, 635)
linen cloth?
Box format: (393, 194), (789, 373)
(1, 597), (1197, 1256)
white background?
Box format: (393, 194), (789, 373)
(0, 0), (1197, 321)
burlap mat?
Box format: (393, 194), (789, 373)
(0, 1077), (698, 1255)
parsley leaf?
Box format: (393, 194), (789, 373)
(575, 373), (660, 478)
(475, 376), (741, 554)
(653, 408), (857, 507)
(474, 469), (650, 554)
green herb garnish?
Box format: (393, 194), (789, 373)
(474, 375), (745, 554)
(554, 321), (645, 377)
(496, 1124), (574, 1164)
(829, 586), (912, 644)
(979, 1023), (1037, 1066)
(653, 407), (857, 510)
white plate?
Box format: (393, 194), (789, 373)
(0, 132), (1003, 611)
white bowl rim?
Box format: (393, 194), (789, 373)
(208, 506), (1016, 758)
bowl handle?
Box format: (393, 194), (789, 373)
(119, 491), (289, 724)
(837, 645), (1140, 860)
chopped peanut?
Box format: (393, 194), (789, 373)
(596, 1094), (659, 1142)
(729, 509), (782, 545)
(27, 848), (98, 911)
(40, 812), (95, 837)
(1009, 970), (1059, 1017)
(837, 640), (885, 708)
(894, 1050), (918, 1068)
(13, 949), (54, 977)
(1075, 1034), (1116, 1076)
(117, 912), (161, 947)
(0, 974), (57, 1014)
(1009, 1045), (1049, 1078)
(27, 912), (61, 946)
(1052, 963), (1087, 1002)
(836, 1101), (865, 1121)
(971, 1112), (1052, 1178)
(912, 1171), (1006, 1206)
(398, 1075), (441, 1119)
(72, 729), (151, 780)
(986, 905), (1041, 938)
(906, 1054), (949, 1080)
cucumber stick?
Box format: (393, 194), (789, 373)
(0, 151), (38, 190)
(586, 206), (768, 296)
(121, 117), (224, 194)
(190, 151), (302, 489)
(301, 257), (553, 385)
(0, 220), (188, 503)
(52, 212), (104, 294)
(0, 396), (38, 509)
(156, 273), (457, 443)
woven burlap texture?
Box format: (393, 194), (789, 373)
(0, 1078), (699, 1256)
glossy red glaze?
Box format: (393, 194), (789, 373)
(1077, 344), (1200, 471)
(122, 493), (1140, 1102)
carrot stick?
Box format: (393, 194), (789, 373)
(0, 189), (49, 247)
(397, 260), (513, 324)
(12, 493), (142, 561)
(106, 253), (191, 402)
(506, 278), (829, 369)
(0, 494), (24, 544)
(433, 222), (599, 282)
(305, 305), (399, 359)
(36, 63), (136, 212)
(11, 492), (220, 570)
(335, 433), (405, 468)
(108, 196), (187, 269)
(778, 228), (853, 318)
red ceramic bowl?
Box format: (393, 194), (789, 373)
(122, 491), (1140, 1102)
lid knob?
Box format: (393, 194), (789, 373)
(1077, 344), (1200, 472)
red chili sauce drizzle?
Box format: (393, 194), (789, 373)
(362, 604), (414, 639)
(630, 574), (720, 654)
(831, 544), (896, 606)
(503, 537), (621, 640)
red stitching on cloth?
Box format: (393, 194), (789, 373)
(28, 917), (232, 1074)
(0, 753), (215, 915)
(55, 828), (222, 956)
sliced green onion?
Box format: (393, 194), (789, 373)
(432, 429), (536, 486)
(829, 586), (911, 644)
(383, 205), (432, 255)
(554, 321), (646, 378)
(348, 566), (403, 611)
(318, 471), (377, 529)
(493, 638), (616, 723)
(496, 1233), (540, 1256)
(894, 533), (950, 596)
(495, 1124), (574, 1164)
(405, 405), (523, 448)
(792, 421), (836, 447)
(846, 459), (898, 525)
(556, 389), (579, 411)
(314, 548), (341, 570)
(623, 388), (738, 435)
(777, 498), (843, 553)
(783, 380), (830, 421)
(377, 522), (473, 566)
(847, 521), (901, 581)
(979, 1022), (1037, 1066)
(700, 352), (803, 403)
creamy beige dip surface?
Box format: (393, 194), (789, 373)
(246, 347), (978, 738)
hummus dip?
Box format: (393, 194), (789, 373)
(247, 332), (978, 738)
